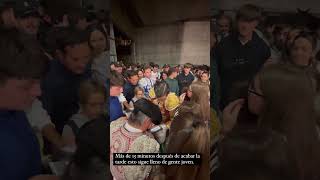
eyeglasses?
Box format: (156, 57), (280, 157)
(248, 89), (265, 98)
(248, 79), (264, 98)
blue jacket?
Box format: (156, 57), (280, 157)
(40, 60), (91, 133)
(109, 96), (124, 121)
(123, 82), (137, 103)
(0, 110), (41, 180)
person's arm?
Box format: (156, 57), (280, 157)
(123, 101), (131, 110)
(42, 124), (65, 148)
(123, 85), (129, 101)
(248, 72), (265, 115)
(221, 99), (244, 136)
(27, 99), (65, 149)
(61, 125), (76, 148)
(261, 45), (272, 67)
(176, 81), (180, 96)
(128, 101), (134, 110)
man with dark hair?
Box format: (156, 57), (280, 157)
(165, 67), (179, 96)
(123, 70), (139, 103)
(110, 98), (162, 180)
(214, 4), (270, 110)
(217, 14), (232, 42)
(177, 63), (194, 94)
(138, 65), (154, 98)
(109, 71), (125, 121)
(151, 64), (160, 82)
(41, 28), (91, 133)
(271, 24), (291, 62)
(0, 28), (47, 179)
(14, 0), (41, 36)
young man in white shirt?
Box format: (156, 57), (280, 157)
(138, 66), (155, 98)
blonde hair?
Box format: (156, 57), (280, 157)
(189, 81), (210, 122)
(165, 110), (210, 180)
(79, 80), (106, 105)
(134, 86), (144, 95)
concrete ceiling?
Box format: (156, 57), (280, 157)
(117, 0), (210, 27)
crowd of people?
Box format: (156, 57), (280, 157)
(211, 3), (320, 180)
(4, 0), (320, 179)
(0, 0), (109, 179)
(109, 62), (211, 179)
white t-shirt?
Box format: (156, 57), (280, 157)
(151, 71), (160, 82)
(26, 99), (53, 132)
(139, 77), (155, 98)
(118, 93), (127, 103)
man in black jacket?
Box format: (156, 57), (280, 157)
(177, 63), (194, 94)
(214, 4), (270, 110)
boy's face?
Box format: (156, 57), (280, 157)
(172, 72), (178, 78)
(183, 67), (191, 74)
(63, 42), (91, 74)
(153, 67), (158, 72)
(17, 16), (40, 35)
(83, 93), (105, 119)
(110, 86), (123, 96)
(279, 27), (291, 45)
(237, 19), (257, 38)
(144, 69), (151, 78)
(136, 90), (144, 99)
(162, 73), (167, 80)
(0, 79), (41, 110)
(128, 75), (139, 86)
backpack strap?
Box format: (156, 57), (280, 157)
(67, 120), (80, 136)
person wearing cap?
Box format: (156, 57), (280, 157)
(165, 67), (180, 96)
(14, 0), (40, 35)
(149, 81), (181, 127)
(177, 63), (194, 94)
(110, 98), (162, 180)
